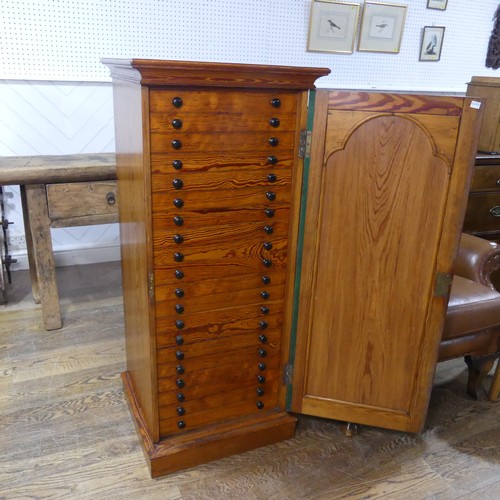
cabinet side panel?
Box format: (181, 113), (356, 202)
(112, 81), (158, 440)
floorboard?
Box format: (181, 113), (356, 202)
(1, 262), (499, 499)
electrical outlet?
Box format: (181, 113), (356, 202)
(8, 235), (26, 250)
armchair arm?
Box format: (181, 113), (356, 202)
(453, 233), (500, 289)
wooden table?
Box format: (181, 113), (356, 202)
(0, 153), (117, 330)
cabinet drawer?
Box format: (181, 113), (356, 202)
(470, 165), (500, 192)
(150, 89), (298, 115)
(46, 181), (118, 224)
(463, 193), (500, 234)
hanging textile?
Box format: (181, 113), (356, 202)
(486, 5), (500, 69)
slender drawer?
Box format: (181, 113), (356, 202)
(470, 165), (500, 192)
(463, 193), (500, 234)
(155, 273), (285, 317)
(46, 181), (118, 224)
(150, 89), (298, 115)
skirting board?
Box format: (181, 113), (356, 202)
(10, 243), (121, 271)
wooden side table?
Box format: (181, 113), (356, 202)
(0, 153), (118, 330)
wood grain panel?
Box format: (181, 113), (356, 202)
(153, 206), (290, 229)
(157, 358), (280, 398)
(155, 271), (284, 294)
(159, 389), (280, 436)
(152, 184), (292, 212)
(156, 281), (284, 317)
(324, 110), (461, 165)
(151, 150), (295, 174)
(157, 326), (282, 361)
(150, 89), (298, 114)
(156, 308), (283, 346)
(151, 112), (298, 133)
(327, 91), (463, 115)
(152, 166), (291, 191)
(150, 130), (297, 153)
(0, 152), (116, 186)
(153, 225), (288, 271)
(46, 181), (118, 220)
(107, 58), (330, 89)
(156, 345), (281, 379)
(305, 114), (450, 411)
(112, 82), (159, 440)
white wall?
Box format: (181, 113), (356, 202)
(1, 0), (499, 269)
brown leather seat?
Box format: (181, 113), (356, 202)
(438, 233), (500, 400)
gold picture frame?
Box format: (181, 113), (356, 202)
(307, 0), (361, 54)
(358, 1), (407, 54)
(427, 0), (448, 11)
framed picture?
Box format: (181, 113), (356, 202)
(307, 0), (361, 54)
(427, 0), (448, 10)
(419, 26), (445, 61)
(358, 2), (407, 53)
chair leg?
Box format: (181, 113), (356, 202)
(490, 359), (500, 401)
(464, 355), (495, 399)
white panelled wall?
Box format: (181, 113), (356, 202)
(0, 82), (117, 269)
(1, 0), (499, 269)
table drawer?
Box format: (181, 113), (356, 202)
(46, 181), (118, 224)
(463, 193), (500, 234)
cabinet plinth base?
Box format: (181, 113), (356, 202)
(122, 371), (297, 478)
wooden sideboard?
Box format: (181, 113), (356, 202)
(103, 59), (484, 477)
(463, 154), (500, 239)
(463, 153), (500, 288)
(0, 153), (117, 329)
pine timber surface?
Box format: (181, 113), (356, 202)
(101, 59), (332, 475)
(291, 91), (484, 433)
(1, 262), (500, 498)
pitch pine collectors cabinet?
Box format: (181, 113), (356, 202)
(103, 59), (483, 477)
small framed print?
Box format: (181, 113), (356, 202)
(419, 26), (445, 61)
(358, 2), (407, 53)
(427, 0), (448, 11)
(307, 0), (360, 54)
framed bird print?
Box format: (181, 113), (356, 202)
(307, 0), (360, 54)
(419, 26), (445, 61)
(358, 2), (407, 53)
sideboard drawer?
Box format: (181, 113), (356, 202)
(470, 165), (500, 192)
(463, 192), (500, 234)
(46, 180), (118, 224)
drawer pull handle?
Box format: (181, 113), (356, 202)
(490, 206), (500, 217)
(106, 192), (116, 205)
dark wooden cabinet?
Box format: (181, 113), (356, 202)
(103, 59), (483, 477)
(463, 154), (500, 239)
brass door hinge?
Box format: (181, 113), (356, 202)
(298, 130), (312, 159)
(434, 272), (452, 297)
(148, 271), (155, 300)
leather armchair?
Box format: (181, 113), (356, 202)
(439, 233), (500, 400)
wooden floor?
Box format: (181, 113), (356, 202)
(1, 262), (500, 499)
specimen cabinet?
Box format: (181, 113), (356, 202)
(103, 59), (483, 476)
(102, 59), (330, 476)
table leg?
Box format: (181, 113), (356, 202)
(24, 184), (62, 330)
(20, 185), (40, 303)
(490, 359), (500, 401)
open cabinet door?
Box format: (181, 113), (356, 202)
(290, 90), (484, 432)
